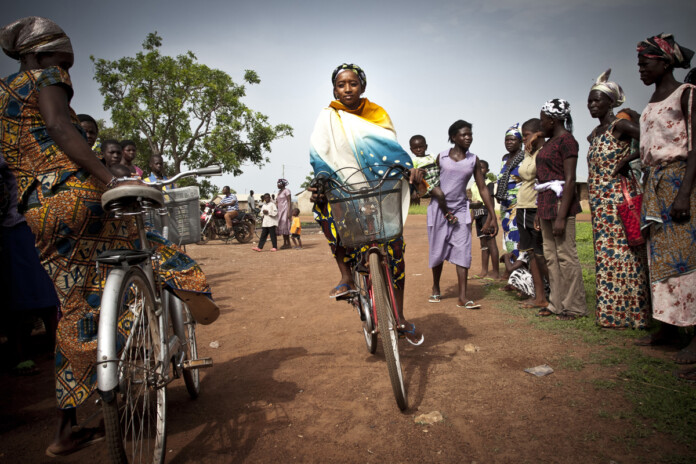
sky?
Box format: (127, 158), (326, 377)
(2, 0), (695, 195)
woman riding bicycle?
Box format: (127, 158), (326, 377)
(0, 17), (213, 457)
(309, 63), (424, 345)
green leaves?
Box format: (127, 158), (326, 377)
(90, 32), (292, 175)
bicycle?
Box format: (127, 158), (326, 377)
(319, 165), (412, 411)
(97, 166), (222, 463)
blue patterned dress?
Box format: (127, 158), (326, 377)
(587, 120), (650, 328)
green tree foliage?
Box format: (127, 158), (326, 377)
(300, 172), (314, 190)
(90, 32), (293, 175)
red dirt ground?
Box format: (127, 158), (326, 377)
(0, 214), (689, 463)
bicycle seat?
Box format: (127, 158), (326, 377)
(102, 185), (165, 212)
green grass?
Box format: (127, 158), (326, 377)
(490, 221), (696, 453)
(408, 203), (428, 215)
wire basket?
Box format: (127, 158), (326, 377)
(145, 186), (201, 246)
(325, 175), (404, 248)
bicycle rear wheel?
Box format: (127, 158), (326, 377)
(181, 305), (200, 399)
(102, 267), (167, 464)
(369, 252), (407, 411)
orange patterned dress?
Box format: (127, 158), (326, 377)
(1, 67), (210, 408)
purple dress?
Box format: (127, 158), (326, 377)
(276, 188), (292, 235)
(427, 149), (476, 268)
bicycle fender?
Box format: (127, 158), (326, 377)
(97, 267), (127, 393)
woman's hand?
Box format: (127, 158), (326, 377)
(409, 168), (424, 185)
(308, 186), (327, 205)
(670, 191), (691, 222)
(552, 216), (566, 236)
(484, 215), (498, 237)
(534, 214), (540, 231)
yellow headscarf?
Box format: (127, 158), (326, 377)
(590, 69), (625, 108)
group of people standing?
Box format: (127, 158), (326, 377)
(308, 33), (696, 379)
(251, 178), (302, 251)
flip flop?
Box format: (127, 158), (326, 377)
(428, 294), (441, 303)
(536, 308), (553, 317)
(457, 300), (481, 310)
(45, 427), (105, 458)
(398, 323), (424, 346)
(675, 347), (696, 365)
(673, 368), (696, 384)
(329, 283), (354, 299)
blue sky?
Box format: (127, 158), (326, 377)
(2, 0), (694, 194)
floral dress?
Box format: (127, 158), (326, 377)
(587, 119), (650, 328)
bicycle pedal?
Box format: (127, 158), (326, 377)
(182, 358), (213, 370)
(336, 290), (359, 302)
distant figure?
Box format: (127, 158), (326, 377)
(219, 186), (239, 230)
(248, 189), (258, 213)
(290, 207), (302, 249)
(252, 193), (278, 252)
(120, 140), (143, 178)
(468, 159), (499, 280)
(77, 114), (99, 151)
(276, 178), (292, 249)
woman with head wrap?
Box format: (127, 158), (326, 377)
(308, 63), (424, 345)
(276, 178), (292, 249)
(632, 34), (696, 380)
(495, 123), (524, 264)
(586, 69), (649, 329)
(534, 99), (588, 321)
(0, 17), (213, 455)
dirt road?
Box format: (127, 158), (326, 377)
(0, 215), (686, 463)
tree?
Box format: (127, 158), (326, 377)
(91, 32), (293, 175)
(300, 172), (315, 190)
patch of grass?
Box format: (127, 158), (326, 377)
(555, 354), (585, 371)
(591, 379), (618, 390)
(408, 204), (428, 215)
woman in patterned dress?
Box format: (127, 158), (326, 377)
(623, 34), (696, 380)
(494, 124), (523, 260)
(586, 69), (649, 329)
(0, 17), (212, 456)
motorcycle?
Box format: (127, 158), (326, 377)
(199, 201), (256, 244)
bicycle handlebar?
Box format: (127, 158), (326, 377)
(148, 165), (223, 188)
(321, 164), (409, 196)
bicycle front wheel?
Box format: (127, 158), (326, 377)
(369, 252), (407, 411)
(102, 267), (167, 464)
(353, 268), (377, 354)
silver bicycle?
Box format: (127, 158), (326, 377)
(96, 166), (221, 463)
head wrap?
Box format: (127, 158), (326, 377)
(277, 178), (289, 187)
(331, 63), (367, 90)
(505, 123), (522, 140)
(541, 98), (574, 133)
(637, 33), (694, 69)
(0, 17), (73, 60)
(590, 69), (625, 108)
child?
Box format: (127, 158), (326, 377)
(468, 160), (500, 278)
(409, 135), (457, 224)
(290, 207), (302, 249)
(252, 193), (278, 252)
(108, 163), (132, 178)
(500, 251), (550, 301)
(101, 139), (122, 168)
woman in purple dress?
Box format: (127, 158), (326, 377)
(427, 120), (497, 308)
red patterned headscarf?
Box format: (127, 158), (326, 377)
(637, 33), (693, 69)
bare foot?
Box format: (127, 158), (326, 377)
(46, 427), (105, 457)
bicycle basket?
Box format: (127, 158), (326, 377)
(325, 175), (404, 248)
(145, 186), (201, 246)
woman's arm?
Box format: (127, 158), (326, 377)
(671, 87), (696, 220)
(474, 157), (498, 236)
(553, 155), (577, 236)
(38, 85), (114, 185)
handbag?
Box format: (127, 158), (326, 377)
(617, 174), (644, 247)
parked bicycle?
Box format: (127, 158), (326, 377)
(97, 166), (222, 463)
(316, 165), (412, 411)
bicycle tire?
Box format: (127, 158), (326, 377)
(102, 267), (167, 464)
(181, 305), (200, 399)
(369, 252), (407, 411)
(353, 268), (377, 354)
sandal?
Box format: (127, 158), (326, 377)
(556, 313), (577, 321)
(45, 427), (105, 458)
(329, 283), (355, 299)
(675, 347), (696, 365)
(398, 322), (424, 346)
(428, 294), (441, 303)
(536, 308), (553, 317)
(457, 300), (481, 310)
(673, 368), (696, 384)
(444, 211), (458, 225)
